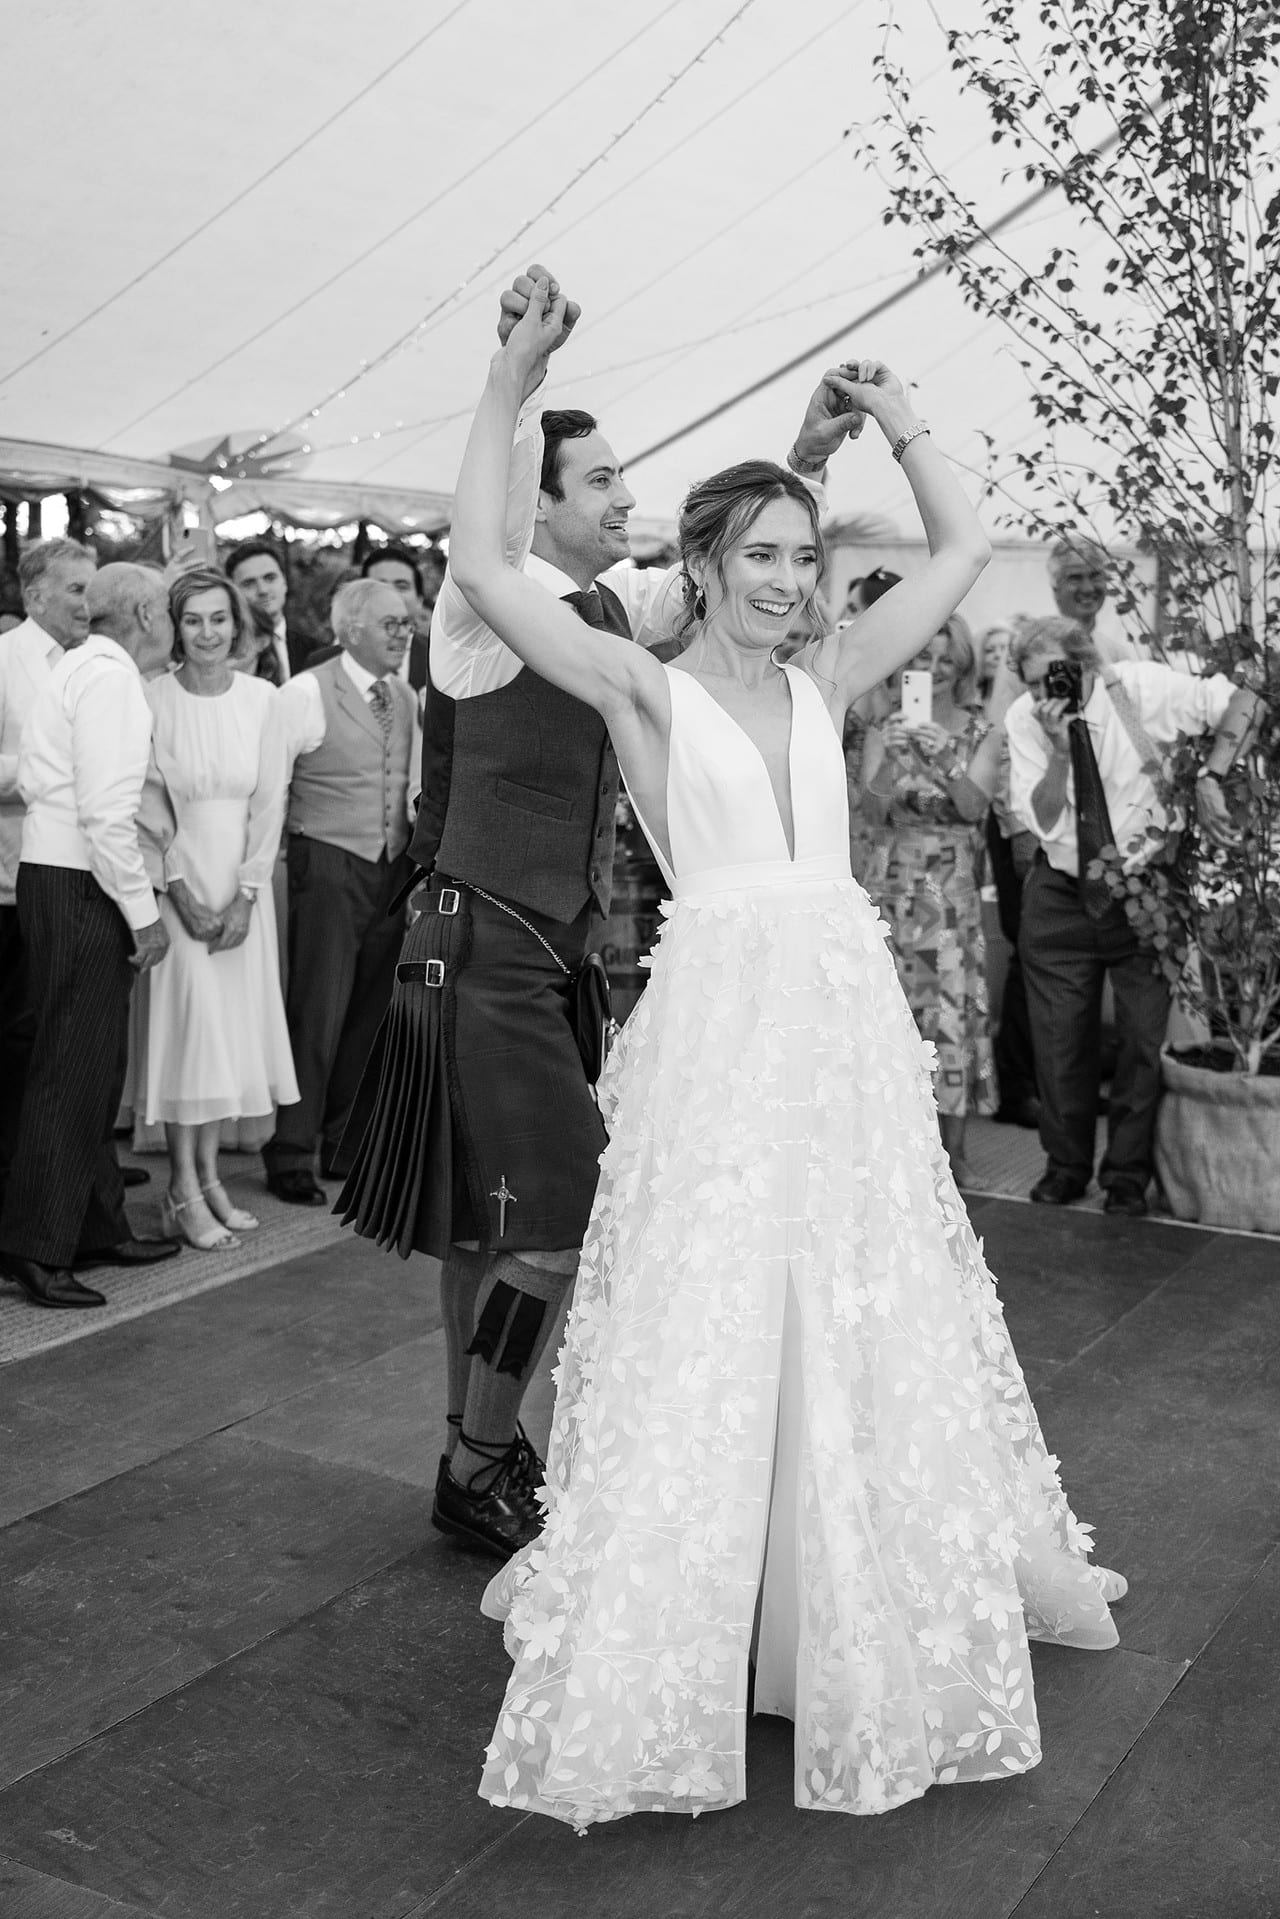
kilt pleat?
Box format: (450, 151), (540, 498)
(337, 901), (463, 1258)
(338, 877), (606, 1260)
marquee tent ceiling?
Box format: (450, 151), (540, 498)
(0, 0), (1144, 537)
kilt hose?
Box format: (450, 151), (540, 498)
(339, 875), (605, 1260)
(0, 865), (134, 1268)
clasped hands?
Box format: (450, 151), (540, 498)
(494, 263), (905, 467)
(166, 878), (253, 953)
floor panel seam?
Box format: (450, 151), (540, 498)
(0, 1363), (438, 1529)
(0, 1536), (430, 1798)
(1005, 1649), (1198, 1919)
(397, 1817), (540, 1917)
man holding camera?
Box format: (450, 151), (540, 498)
(1005, 616), (1256, 1215)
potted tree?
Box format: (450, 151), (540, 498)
(874, 0), (1280, 1227)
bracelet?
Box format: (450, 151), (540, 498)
(786, 443), (827, 477)
(890, 422), (930, 463)
(238, 884), (258, 902)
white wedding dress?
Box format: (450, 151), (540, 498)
(479, 663), (1118, 1828)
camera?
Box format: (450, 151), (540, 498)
(1043, 658), (1084, 713)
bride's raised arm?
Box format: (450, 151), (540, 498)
(811, 365), (991, 707)
(448, 280), (665, 727)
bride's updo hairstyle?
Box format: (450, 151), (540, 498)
(675, 460), (827, 642)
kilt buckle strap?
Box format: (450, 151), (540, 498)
(397, 959), (445, 988)
(436, 888), (460, 916)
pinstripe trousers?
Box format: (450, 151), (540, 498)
(0, 865), (134, 1267)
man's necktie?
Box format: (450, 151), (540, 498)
(1068, 716), (1117, 919)
(369, 678), (393, 736)
(564, 587), (606, 629)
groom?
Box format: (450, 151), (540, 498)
(343, 267), (865, 1559)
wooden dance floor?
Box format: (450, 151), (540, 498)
(2, 1198), (1277, 1918)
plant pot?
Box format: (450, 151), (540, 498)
(1155, 1050), (1280, 1233)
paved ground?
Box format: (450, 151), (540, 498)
(2, 1196), (1278, 1919)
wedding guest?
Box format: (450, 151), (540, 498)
(264, 579), (418, 1203)
(978, 619), (1041, 1128)
(1006, 616), (1258, 1212)
(1046, 536), (1136, 665)
(0, 539), (96, 1209)
(361, 541), (434, 690)
(142, 568), (297, 1251)
(226, 539), (312, 682)
(861, 615), (1002, 1186)
(0, 563), (179, 1309)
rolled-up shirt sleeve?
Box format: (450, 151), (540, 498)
(1129, 662), (1236, 738)
(70, 658), (158, 931)
(430, 394), (542, 695)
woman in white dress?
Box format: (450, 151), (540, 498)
(144, 568), (297, 1249)
(453, 285), (1124, 1827)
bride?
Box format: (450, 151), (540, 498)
(446, 278), (1124, 1828)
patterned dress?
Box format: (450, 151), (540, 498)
(478, 667), (1118, 1829)
(863, 712), (998, 1118)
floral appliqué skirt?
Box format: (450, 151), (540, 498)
(479, 876), (1116, 1828)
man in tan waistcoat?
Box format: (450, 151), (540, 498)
(266, 579), (417, 1204)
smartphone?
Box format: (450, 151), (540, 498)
(900, 670), (933, 726)
(171, 525), (217, 566)
(1043, 658), (1084, 714)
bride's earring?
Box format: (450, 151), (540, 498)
(693, 585), (707, 621)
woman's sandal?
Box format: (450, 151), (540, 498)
(201, 1181), (260, 1232)
(160, 1191), (240, 1252)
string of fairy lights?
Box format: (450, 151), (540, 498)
(183, 0), (767, 478)
(345, 3), (868, 482)
(0, 1), (474, 393)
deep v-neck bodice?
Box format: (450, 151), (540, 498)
(628, 663), (853, 899)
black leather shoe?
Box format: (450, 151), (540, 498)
(510, 1423), (546, 1502)
(79, 1236), (182, 1267)
(432, 1451), (542, 1561)
(1030, 1171), (1089, 1206)
(0, 1255), (106, 1309)
(266, 1169), (327, 1206)
(1103, 1183), (1148, 1217)
(121, 1165), (151, 1188)
(993, 1098), (1041, 1129)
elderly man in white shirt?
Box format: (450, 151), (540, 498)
(1005, 614), (1259, 1216)
(0, 563), (180, 1310)
(0, 537), (97, 1210)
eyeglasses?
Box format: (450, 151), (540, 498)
(370, 617), (416, 639)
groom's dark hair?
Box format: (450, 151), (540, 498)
(539, 409), (598, 500)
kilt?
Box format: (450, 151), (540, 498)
(338, 875), (606, 1259)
